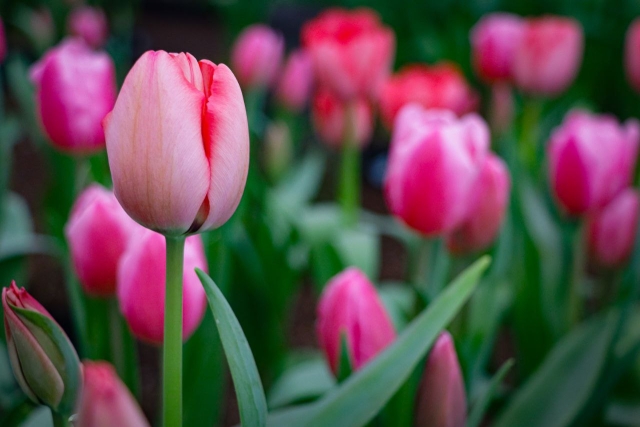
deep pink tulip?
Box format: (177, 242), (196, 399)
(0, 18), (6, 63)
(67, 6), (108, 49)
(586, 189), (640, 269)
(104, 51), (250, 235)
(117, 229), (208, 344)
(230, 25), (284, 90)
(415, 332), (467, 427)
(302, 8), (395, 101)
(384, 105), (489, 236)
(275, 50), (314, 112)
(548, 110), (639, 216)
(30, 38), (116, 154)
(625, 18), (640, 92)
(317, 268), (396, 375)
(512, 16), (583, 96)
(76, 361), (150, 427)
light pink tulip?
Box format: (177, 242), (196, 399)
(548, 110), (639, 216)
(0, 18), (6, 63)
(67, 6), (108, 49)
(275, 50), (314, 112)
(317, 267), (396, 375)
(625, 18), (640, 92)
(230, 25), (284, 90)
(30, 38), (116, 154)
(384, 105), (489, 236)
(104, 51), (250, 235)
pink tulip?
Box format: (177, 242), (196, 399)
(384, 105), (489, 236)
(415, 332), (467, 427)
(67, 6), (108, 49)
(586, 189), (640, 269)
(104, 51), (250, 235)
(302, 8), (395, 101)
(513, 16), (583, 96)
(0, 18), (6, 63)
(65, 184), (136, 297)
(30, 38), (116, 154)
(317, 267), (396, 375)
(117, 229), (208, 344)
(625, 18), (640, 92)
(275, 49), (314, 112)
(230, 25), (284, 90)
(76, 361), (150, 427)
(548, 110), (639, 216)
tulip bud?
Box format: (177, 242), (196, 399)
(384, 105), (489, 236)
(67, 6), (108, 49)
(0, 18), (6, 63)
(3, 282), (81, 415)
(76, 361), (150, 427)
(104, 50), (250, 236)
(415, 332), (466, 427)
(264, 120), (293, 182)
(317, 268), (396, 375)
(231, 25), (284, 91)
(275, 50), (314, 113)
(30, 38), (116, 154)
(548, 110), (639, 216)
(625, 18), (640, 93)
(117, 229), (208, 344)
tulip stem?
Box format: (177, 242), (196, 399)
(567, 221), (586, 327)
(163, 235), (186, 427)
(339, 103), (360, 226)
(52, 412), (69, 427)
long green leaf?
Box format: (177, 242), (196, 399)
(466, 359), (514, 427)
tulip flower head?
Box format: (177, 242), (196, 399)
(275, 49), (314, 112)
(231, 24), (284, 90)
(625, 18), (640, 92)
(67, 6), (109, 49)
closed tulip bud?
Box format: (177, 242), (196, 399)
(105, 51), (249, 236)
(76, 361), (150, 427)
(625, 18), (640, 92)
(275, 50), (314, 112)
(317, 268), (396, 375)
(231, 25), (284, 90)
(67, 6), (108, 49)
(384, 105), (489, 236)
(117, 229), (208, 344)
(513, 16), (583, 96)
(30, 38), (116, 154)
(415, 332), (466, 427)
(302, 8), (395, 101)
(0, 18), (6, 63)
(548, 110), (639, 216)
(65, 184), (136, 297)
(3, 282), (81, 415)
(447, 154), (510, 254)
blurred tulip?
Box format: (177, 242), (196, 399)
(447, 154), (511, 254)
(384, 105), (489, 236)
(3, 282), (81, 415)
(30, 38), (116, 154)
(104, 51), (249, 236)
(415, 332), (466, 427)
(625, 18), (640, 92)
(317, 267), (396, 375)
(0, 18), (7, 63)
(76, 361), (150, 427)
(117, 229), (208, 344)
(379, 63), (478, 129)
(548, 110), (639, 216)
(513, 16), (583, 96)
(67, 6), (108, 49)
(275, 49), (314, 112)
(302, 8), (395, 101)
(586, 189), (640, 269)
(264, 120), (293, 181)
(230, 24), (284, 90)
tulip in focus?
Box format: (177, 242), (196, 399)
(67, 6), (109, 49)
(0, 18), (6, 63)
(625, 18), (640, 92)
(30, 38), (116, 154)
(275, 50), (314, 112)
(104, 51), (250, 236)
(230, 24), (284, 90)
(317, 267), (396, 375)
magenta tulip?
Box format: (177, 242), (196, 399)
(67, 6), (109, 49)
(625, 18), (640, 92)
(230, 24), (284, 90)
(275, 49), (314, 112)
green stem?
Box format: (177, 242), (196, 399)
(52, 411), (69, 427)
(108, 298), (126, 381)
(567, 222), (586, 327)
(338, 103), (360, 226)
(163, 235), (186, 427)
(519, 100), (542, 172)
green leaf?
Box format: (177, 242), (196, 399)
(332, 226), (380, 280)
(466, 359), (514, 427)
(336, 333), (353, 383)
(268, 356), (335, 409)
(196, 269), (268, 427)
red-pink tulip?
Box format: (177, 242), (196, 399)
(317, 267), (396, 375)
(30, 38), (116, 154)
(0, 18), (6, 63)
(586, 189), (640, 269)
(117, 229), (208, 344)
(275, 50), (314, 112)
(302, 8), (395, 101)
(384, 105), (489, 236)
(67, 6), (108, 49)
(512, 16), (583, 96)
(231, 24), (284, 90)
(76, 361), (150, 427)
(625, 18), (640, 92)
(415, 332), (466, 427)
(548, 110), (639, 216)
(104, 51), (250, 235)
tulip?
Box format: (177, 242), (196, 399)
(317, 267), (396, 375)
(625, 18), (640, 92)
(512, 16), (583, 96)
(30, 38), (116, 154)
(302, 8), (395, 101)
(76, 361), (150, 427)
(67, 6), (109, 49)
(384, 105), (489, 236)
(230, 24), (284, 90)
(586, 189), (640, 269)
(104, 51), (250, 236)
(3, 282), (81, 415)
(447, 154), (511, 254)
(117, 229), (208, 344)
(548, 110), (639, 216)
(379, 63), (478, 129)
(415, 332), (466, 427)
(275, 49), (314, 112)
(0, 18), (6, 63)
